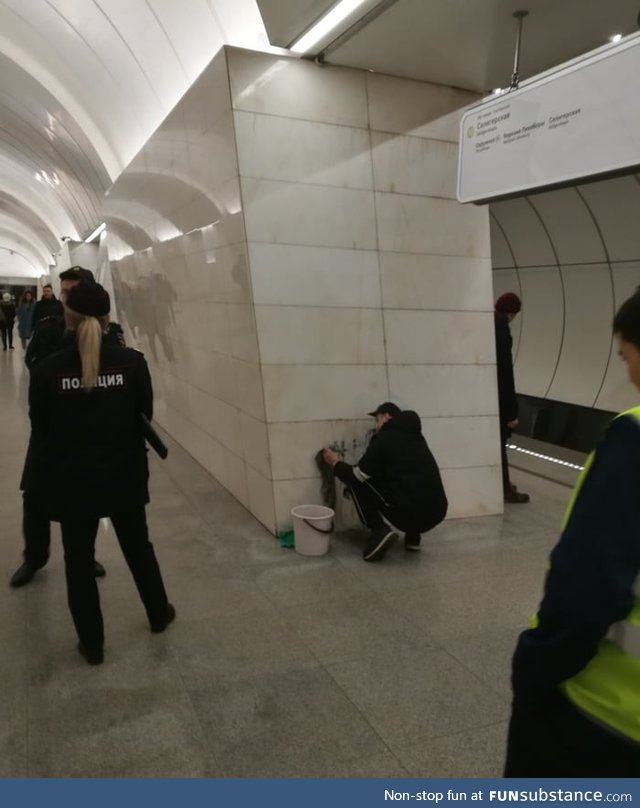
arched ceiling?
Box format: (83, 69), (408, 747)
(0, 0), (268, 277)
(1, 0), (638, 278)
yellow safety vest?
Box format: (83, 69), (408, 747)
(560, 405), (640, 742)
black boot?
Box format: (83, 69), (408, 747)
(77, 642), (104, 665)
(150, 603), (176, 633)
(10, 561), (38, 587)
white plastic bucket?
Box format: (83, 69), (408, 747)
(291, 504), (334, 557)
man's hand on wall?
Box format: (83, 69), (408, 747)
(322, 448), (340, 466)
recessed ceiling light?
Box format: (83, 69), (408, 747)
(84, 222), (106, 243)
(610, 33), (622, 43)
(290, 0), (370, 54)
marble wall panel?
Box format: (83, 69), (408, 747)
(241, 178), (378, 250)
(389, 365), (499, 418)
(440, 467), (503, 519)
(234, 358), (266, 422)
(249, 244), (381, 308)
(239, 412), (272, 479)
(380, 253), (492, 311)
(371, 133), (458, 198)
(227, 303), (260, 362)
(174, 111), (238, 194)
(384, 310), (494, 365)
(255, 306), (385, 365)
(246, 466), (276, 533)
(422, 416), (501, 470)
(376, 193), (491, 257)
(268, 420), (373, 481)
(367, 72), (477, 141)
(227, 48), (368, 128)
(180, 48), (234, 142)
(235, 111), (373, 189)
(261, 365), (388, 423)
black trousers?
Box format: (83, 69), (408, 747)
(499, 421), (512, 495)
(346, 479), (424, 535)
(60, 507), (169, 650)
(1, 324), (13, 349)
(22, 491), (51, 569)
(505, 691), (640, 777)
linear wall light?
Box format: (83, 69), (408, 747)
(506, 443), (584, 472)
(290, 0), (370, 54)
(84, 222), (106, 243)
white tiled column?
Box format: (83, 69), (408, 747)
(228, 48), (501, 526)
(107, 46), (501, 534)
(367, 72), (502, 517)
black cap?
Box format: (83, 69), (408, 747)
(66, 282), (110, 317)
(59, 266), (96, 284)
(368, 402), (401, 417)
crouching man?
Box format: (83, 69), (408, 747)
(322, 402), (447, 562)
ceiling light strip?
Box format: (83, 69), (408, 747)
(290, 0), (370, 54)
(507, 443), (584, 471)
(84, 222), (106, 243)
(317, 0), (401, 61)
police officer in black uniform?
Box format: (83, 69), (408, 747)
(25, 282), (174, 665)
(10, 267), (114, 587)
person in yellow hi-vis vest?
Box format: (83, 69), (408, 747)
(505, 289), (640, 777)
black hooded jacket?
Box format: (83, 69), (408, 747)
(333, 411), (447, 530)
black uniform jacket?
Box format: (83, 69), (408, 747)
(23, 336), (152, 520)
(333, 410), (448, 531)
(0, 301), (16, 325)
(26, 317), (125, 370)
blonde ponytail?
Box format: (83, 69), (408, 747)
(76, 316), (103, 390)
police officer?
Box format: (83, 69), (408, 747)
(25, 282), (174, 665)
(505, 288), (640, 776)
(10, 267), (114, 587)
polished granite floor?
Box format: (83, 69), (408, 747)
(0, 348), (574, 778)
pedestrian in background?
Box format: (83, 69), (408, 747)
(16, 290), (35, 349)
(0, 291), (16, 350)
(494, 292), (529, 503)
